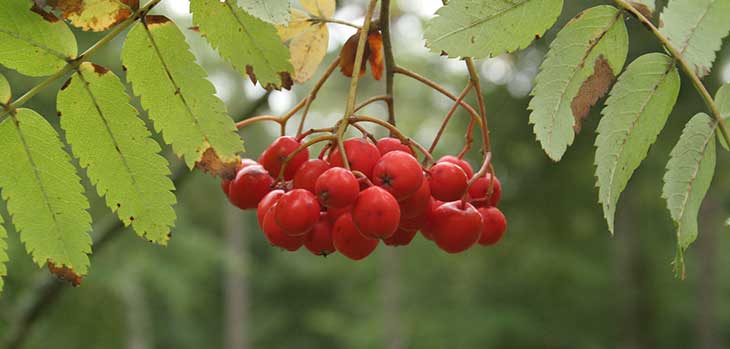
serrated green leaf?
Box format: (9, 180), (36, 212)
(0, 215), (7, 293)
(629, 0), (655, 17)
(240, 0), (290, 24)
(0, 109), (92, 275)
(57, 62), (176, 244)
(659, 0), (730, 77)
(190, 0), (294, 89)
(0, 0), (77, 76)
(122, 17), (244, 176)
(423, 0), (563, 58)
(715, 83), (730, 150)
(595, 53), (680, 233)
(662, 113), (716, 275)
(0, 73), (10, 104)
(529, 6), (628, 161)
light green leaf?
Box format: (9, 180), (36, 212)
(595, 53), (680, 233)
(0, 73), (10, 104)
(190, 0), (294, 89)
(240, 0), (290, 24)
(659, 0), (730, 77)
(49, 0), (139, 31)
(423, 0), (563, 58)
(57, 62), (176, 244)
(529, 6), (628, 161)
(122, 17), (244, 177)
(0, 109), (92, 275)
(629, 0), (655, 17)
(0, 0), (77, 76)
(715, 83), (730, 150)
(662, 113), (716, 276)
(0, 215), (7, 293)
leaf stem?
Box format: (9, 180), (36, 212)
(613, 0), (730, 146)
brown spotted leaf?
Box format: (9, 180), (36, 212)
(48, 261), (83, 286)
(367, 31), (384, 81)
(571, 56), (615, 133)
(49, 0), (139, 31)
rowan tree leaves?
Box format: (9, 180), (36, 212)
(659, 0), (730, 78)
(122, 16), (244, 177)
(595, 53), (680, 233)
(190, 0), (294, 90)
(300, 0), (335, 17)
(57, 62), (176, 245)
(424, 0), (564, 58)
(0, 0), (77, 76)
(716, 84), (730, 150)
(0, 215), (7, 293)
(276, 5), (331, 83)
(662, 113), (716, 277)
(529, 5), (628, 161)
(0, 73), (10, 104)
(48, 0), (139, 31)
(0, 108), (92, 276)
(240, 0), (290, 25)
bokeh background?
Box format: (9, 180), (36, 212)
(3, 0), (730, 348)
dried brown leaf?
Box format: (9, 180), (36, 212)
(47, 261), (83, 287)
(571, 56), (615, 133)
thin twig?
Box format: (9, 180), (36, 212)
(429, 82), (473, 154)
(296, 57), (342, 136)
(350, 115), (434, 164)
(380, 0), (397, 128)
(464, 58), (490, 155)
(354, 95), (391, 113)
(309, 16), (362, 29)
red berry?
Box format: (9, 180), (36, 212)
(384, 228), (417, 246)
(228, 165), (274, 210)
(274, 189), (321, 236)
(372, 150), (424, 200)
(420, 197), (443, 241)
(398, 212), (426, 231)
(328, 138), (380, 178)
(221, 158), (257, 196)
(259, 136), (309, 180)
(376, 137), (414, 156)
(399, 179), (431, 219)
(351, 186), (401, 239)
(429, 162), (468, 202)
(315, 167), (359, 208)
(326, 205), (352, 225)
(257, 189), (285, 227)
(332, 213), (379, 260)
(305, 213), (336, 256)
(467, 174), (502, 207)
(262, 206), (305, 251)
(431, 201), (482, 253)
(293, 159), (331, 192)
(478, 207), (507, 246)
(438, 155), (474, 178)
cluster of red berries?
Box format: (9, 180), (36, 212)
(221, 136), (506, 260)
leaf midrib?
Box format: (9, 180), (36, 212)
(0, 28), (69, 61)
(429, 0), (531, 44)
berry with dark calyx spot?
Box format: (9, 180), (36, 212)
(377, 137), (414, 156)
(274, 189), (321, 236)
(326, 205), (352, 225)
(431, 201), (482, 253)
(351, 186), (401, 239)
(228, 165), (274, 210)
(478, 206), (507, 246)
(399, 179), (430, 219)
(438, 155), (474, 178)
(222, 158), (258, 196)
(328, 138), (381, 178)
(305, 213), (336, 256)
(257, 189), (285, 227)
(332, 213), (379, 260)
(259, 136), (309, 180)
(384, 228), (417, 246)
(315, 167), (359, 208)
(467, 173), (502, 207)
(428, 162), (468, 202)
(293, 159), (331, 192)
(372, 150), (424, 200)
(420, 197), (443, 241)
(263, 205), (305, 251)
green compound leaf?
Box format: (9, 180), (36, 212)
(424, 0), (563, 58)
(0, 109), (92, 275)
(240, 0), (290, 25)
(0, 0), (77, 76)
(529, 5), (628, 161)
(715, 84), (730, 150)
(0, 73), (10, 104)
(659, 0), (730, 78)
(57, 62), (176, 244)
(595, 53), (680, 233)
(0, 215), (7, 293)
(662, 113), (716, 277)
(122, 16), (244, 177)
(190, 0), (294, 89)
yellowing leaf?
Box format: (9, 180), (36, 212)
(277, 9), (312, 42)
(49, 0), (139, 31)
(300, 0), (335, 17)
(288, 23), (328, 83)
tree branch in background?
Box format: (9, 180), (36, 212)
(380, 0), (397, 128)
(4, 95), (270, 349)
